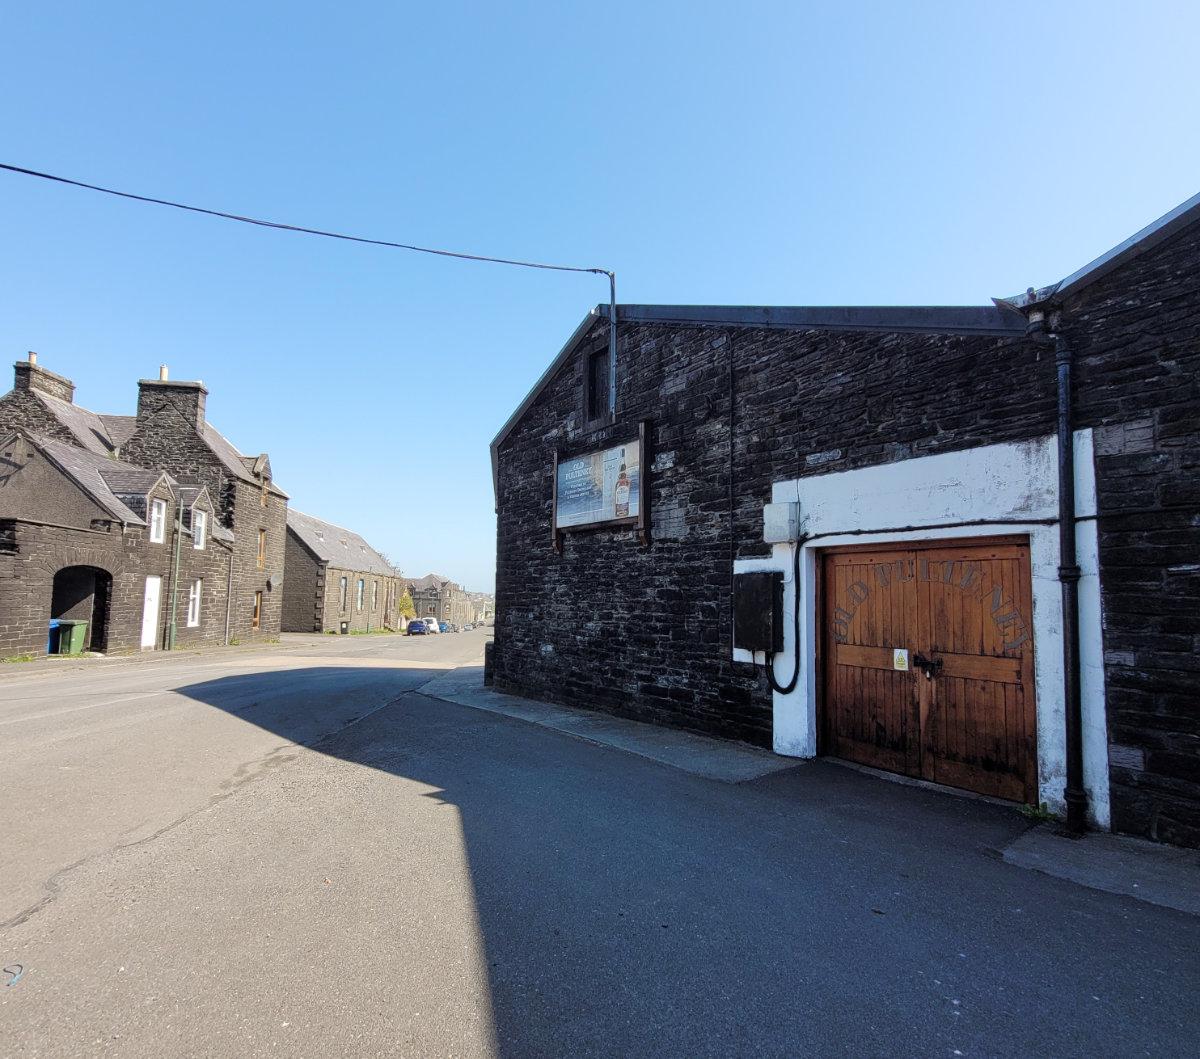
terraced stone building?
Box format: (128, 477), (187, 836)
(0, 357), (287, 655)
(282, 508), (403, 634)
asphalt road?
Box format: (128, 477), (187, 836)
(2, 632), (1197, 1057)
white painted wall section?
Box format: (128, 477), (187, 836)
(731, 432), (1109, 828)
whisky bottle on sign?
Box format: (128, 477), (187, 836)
(614, 464), (630, 518)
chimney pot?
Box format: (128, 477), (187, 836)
(28, 351), (37, 365)
(159, 364), (169, 381)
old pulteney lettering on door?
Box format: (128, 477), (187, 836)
(831, 555), (1030, 650)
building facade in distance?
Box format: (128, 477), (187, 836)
(408, 574), (474, 628)
(282, 509), (403, 634)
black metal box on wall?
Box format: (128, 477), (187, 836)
(733, 572), (783, 653)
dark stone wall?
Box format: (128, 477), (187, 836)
(496, 321), (1052, 746)
(14, 361), (75, 402)
(120, 408), (287, 643)
(494, 223), (1200, 846)
(121, 406), (232, 523)
(0, 462), (235, 657)
(226, 480), (287, 642)
(1064, 228), (1200, 847)
(282, 529), (322, 633)
(0, 390), (80, 448)
(0, 522), (141, 655)
(319, 567), (402, 633)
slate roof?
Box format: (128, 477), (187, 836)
(205, 423), (286, 495)
(34, 435), (166, 526)
(490, 188), (1200, 499)
(99, 414), (137, 449)
(32, 392), (116, 456)
(409, 573), (457, 591)
(52, 411), (288, 498)
(287, 509), (397, 577)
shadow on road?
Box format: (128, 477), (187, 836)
(172, 666), (1200, 1057)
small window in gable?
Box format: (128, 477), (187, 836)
(193, 509), (207, 550)
(586, 347), (610, 422)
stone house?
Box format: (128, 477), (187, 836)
(0, 428), (234, 655)
(0, 357), (286, 653)
(491, 192), (1200, 848)
(282, 509), (403, 634)
(408, 574), (473, 627)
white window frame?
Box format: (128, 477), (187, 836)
(187, 579), (202, 627)
(149, 498), (167, 543)
(193, 509), (207, 550)
(356, 578), (365, 612)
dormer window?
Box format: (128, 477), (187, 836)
(193, 509), (207, 550)
(150, 499), (167, 543)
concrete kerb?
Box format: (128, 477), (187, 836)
(1002, 823), (1200, 917)
(416, 666), (801, 784)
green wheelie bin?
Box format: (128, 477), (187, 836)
(56, 620), (89, 655)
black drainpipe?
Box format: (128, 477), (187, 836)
(1027, 307), (1088, 835)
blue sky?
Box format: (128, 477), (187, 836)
(3, 2), (1198, 592)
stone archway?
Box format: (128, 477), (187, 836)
(51, 565), (113, 652)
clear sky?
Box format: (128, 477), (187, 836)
(3, 2), (1198, 592)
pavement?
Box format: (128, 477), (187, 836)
(2, 632), (1198, 1057)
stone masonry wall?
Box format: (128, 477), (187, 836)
(319, 567), (400, 634)
(1064, 227), (1200, 846)
(282, 530), (322, 633)
(0, 389), (81, 447)
(495, 222), (1200, 846)
(496, 322), (1054, 745)
(226, 480), (287, 642)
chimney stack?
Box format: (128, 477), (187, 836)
(137, 371), (208, 431)
(13, 353), (75, 403)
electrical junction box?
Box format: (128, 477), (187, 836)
(733, 571), (784, 654)
(763, 501), (802, 544)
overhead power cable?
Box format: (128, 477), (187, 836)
(0, 161), (613, 279)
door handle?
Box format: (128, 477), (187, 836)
(912, 653), (943, 680)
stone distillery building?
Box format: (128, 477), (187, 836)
(282, 508), (404, 634)
(0, 357), (287, 655)
(491, 191), (1200, 848)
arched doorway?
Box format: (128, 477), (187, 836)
(50, 565), (113, 653)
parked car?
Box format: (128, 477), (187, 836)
(407, 620), (428, 635)
(423, 618), (440, 634)
(463, 623), (474, 631)
(438, 621), (450, 633)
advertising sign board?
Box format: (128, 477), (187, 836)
(555, 439), (641, 529)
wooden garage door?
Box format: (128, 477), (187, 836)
(822, 537), (1037, 803)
